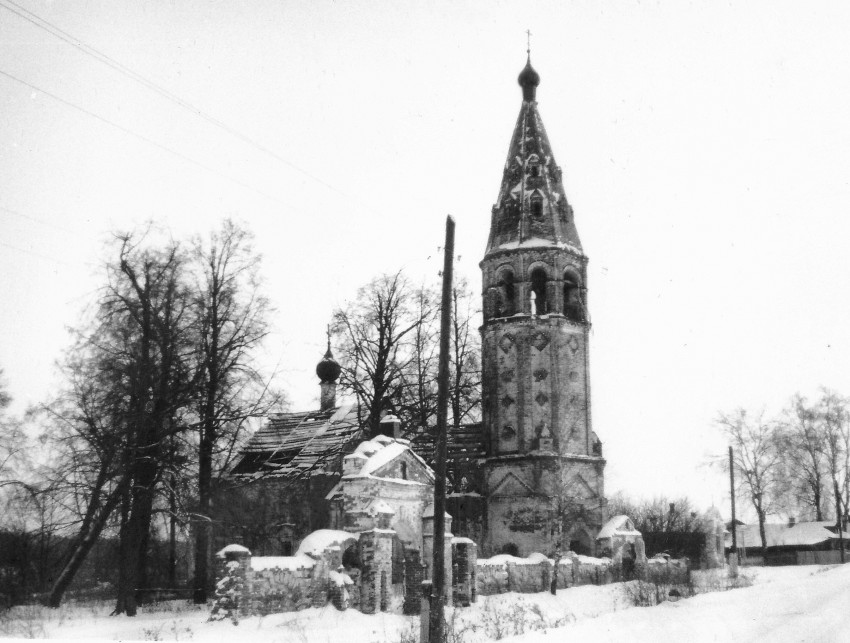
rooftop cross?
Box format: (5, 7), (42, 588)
(526, 29), (532, 57)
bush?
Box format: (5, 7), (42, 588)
(208, 561), (243, 625)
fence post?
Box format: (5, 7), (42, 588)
(420, 580), (432, 643)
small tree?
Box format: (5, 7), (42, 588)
(209, 560), (244, 625)
(718, 408), (786, 555)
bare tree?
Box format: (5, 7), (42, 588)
(395, 284), (439, 431)
(43, 336), (135, 607)
(189, 219), (276, 604)
(332, 271), (422, 435)
(448, 278), (481, 429)
(0, 368), (28, 492)
(718, 408), (786, 554)
(43, 232), (195, 614)
(607, 493), (700, 535)
(777, 394), (828, 521)
(818, 389), (850, 526)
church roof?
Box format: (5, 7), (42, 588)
(229, 403), (362, 478)
(485, 58), (583, 258)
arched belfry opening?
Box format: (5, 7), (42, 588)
(500, 269), (516, 316)
(563, 270), (583, 321)
(530, 268), (548, 314)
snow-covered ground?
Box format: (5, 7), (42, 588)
(1, 564), (847, 642)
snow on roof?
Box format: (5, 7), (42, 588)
(422, 503), (452, 519)
(251, 554), (315, 571)
(597, 515), (641, 540)
(526, 552), (550, 563)
(729, 522), (848, 548)
(777, 523), (847, 547)
(295, 529), (359, 557)
(328, 570), (354, 586)
(346, 436), (434, 481)
(452, 536), (475, 545)
(494, 238), (584, 256)
(216, 544), (251, 557)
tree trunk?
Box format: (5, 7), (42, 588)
(168, 474), (177, 589)
(48, 481), (124, 608)
(757, 509), (768, 558)
(193, 426), (214, 604)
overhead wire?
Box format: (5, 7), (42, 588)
(0, 0), (355, 202)
(0, 205), (82, 236)
(0, 239), (75, 266)
(0, 69), (292, 209)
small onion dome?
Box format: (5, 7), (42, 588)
(518, 57), (540, 101)
(316, 347), (341, 383)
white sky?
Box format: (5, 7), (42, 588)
(2, 0), (850, 519)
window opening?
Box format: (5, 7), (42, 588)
(530, 268), (548, 314)
(502, 271), (516, 315)
(563, 272), (582, 321)
(531, 198), (543, 218)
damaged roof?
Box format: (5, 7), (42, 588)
(229, 403), (363, 478)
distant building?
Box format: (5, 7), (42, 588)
(727, 520), (848, 565)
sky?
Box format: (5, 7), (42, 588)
(2, 0), (850, 519)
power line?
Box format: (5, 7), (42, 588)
(0, 69), (291, 208)
(0, 239), (75, 266)
(0, 205), (82, 236)
(0, 0), (346, 199)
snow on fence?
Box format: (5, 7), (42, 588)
(475, 552), (614, 596)
(216, 534), (690, 618)
(215, 530), (360, 616)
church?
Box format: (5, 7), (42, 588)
(221, 55), (607, 560)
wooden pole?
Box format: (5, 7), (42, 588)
(835, 479), (845, 564)
(729, 446), (737, 555)
(429, 215), (455, 643)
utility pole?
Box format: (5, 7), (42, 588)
(429, 215), (455, 643)
(729, 446), (737, 556)
(835, 479), (845, 564)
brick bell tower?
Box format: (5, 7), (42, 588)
(480, 55), (606, 557)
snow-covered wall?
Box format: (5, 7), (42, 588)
(475, 552), (615, 595)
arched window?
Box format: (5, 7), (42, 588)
(501, 270), (516, 315)
(563, 271), (583, 321)
(530, 197), (543, 218)
(530, 268), (548, 314)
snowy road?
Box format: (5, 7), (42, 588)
(4, 564), (847, 642)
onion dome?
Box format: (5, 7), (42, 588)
(518, 56), (540, 101)
(316, 343), (341, 383)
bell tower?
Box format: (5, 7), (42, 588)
(480, 56), (606, 556)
